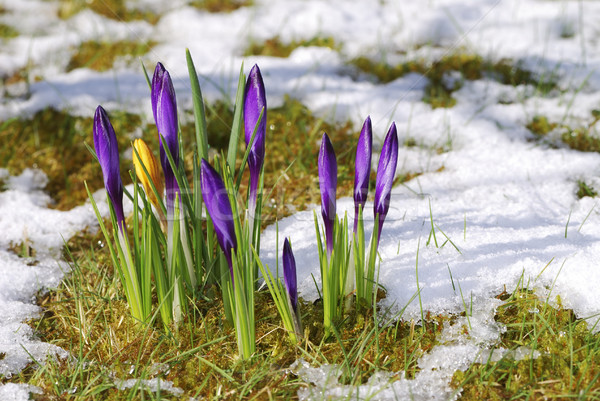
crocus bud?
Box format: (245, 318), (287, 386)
(151, 62), (179, 214)
(200, 158), (237, 276)
(374, 122), (398, 243)
(244, 64), (267, 205)
(318, 133), (337, 256)
(353, 116), (372, 232)
(283, 237), (298, 312)
(93, 105), (125, 232)
(133, 138), (164, 210)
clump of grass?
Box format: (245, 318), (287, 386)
(527, 110), (600, 153)
(245, 36), (339, 58)
(453, 288), (600, 399)
(10, 226), (447, 399)
(577, 180), (597, 199)
(526, 115), (557, 136)
(67, 40), (156, 72)
(57, 0), (160, 24)
(0, 23), (18, 39)
(352, 53), (559, 109)
(189, 0), (252, 13)
(0, 108), (142, 210)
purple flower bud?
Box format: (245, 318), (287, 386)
(200, 159), (237, 275)
(283, 237), (298, 312)
(93, 105), (125, 232)
(244, 64), (266, 205)
(318, 133), (337, 255)
(151, 62), (180, 214)
(353, 116), (372, 232)
(374, 122), (398, 243)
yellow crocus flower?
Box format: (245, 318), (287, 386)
(132, 138), (164, 211)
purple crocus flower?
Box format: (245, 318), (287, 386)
(282, 237), (298, 312)
(151, 62), (180, 214)
(353, 116), (372, 233)
(374, 122), (399, 243)
(243, 64), (266, 206)
(318, 133), (337, 256)
(93, 105), (125, 232)
(200, 158), (237, 276)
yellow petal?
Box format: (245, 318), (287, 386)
(132, 138), (164, 209)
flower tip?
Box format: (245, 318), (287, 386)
(283, 237), (298, 311)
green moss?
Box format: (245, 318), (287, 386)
(352, 53), (559, 109)
(577, 180), (597, 199)
(0, 23), (18, 39)
(22, 226), (447, 398)
(526, 115), (557, 136)
(527, 111), (600, 153)
(189, 0), (252, 13)
(67, 40), (156, 72)
(245, 36), (339, 58)
(0, 108), (143, 210)
(57, 0), (160, 24)
(453, 289), (600, 399)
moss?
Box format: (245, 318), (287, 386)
(352, 53), (559, 109)
(58, 0), (161, 24)
(25, 225), (447, 398)
(67, 40), (156, 72)
(453, 289), (600, 399)
(189, 0), (252, 13)
(245, 36), (339, 58)
(577, 180), (597, 199)
(0, 23), (18, 39)
(527, 111), (600, 153)
(0, 107), (144, 210)
(526, 115), (557, 136)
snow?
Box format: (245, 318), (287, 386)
(1, 0), (600, 399)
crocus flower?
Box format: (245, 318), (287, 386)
(353, 116), (372, 232)
(93, 105), (125, 232)
(318, 133), (337, 255)
(243, 64), (266, 206)
(151, 62), (179, 214)
(374, 122), (398, 243)
(132, 138), (164, 211)
(200, 158), (237, 275)
(282, 237), (298, 312)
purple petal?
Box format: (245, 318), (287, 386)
(243, 64), (266, 203)
(374, 122), (398, 243)
(318, 133), (337, 255)
(283, 237), (298, 311)
(200, 158), (237, 275)
(151, 62), (180, 213)
(93, 106), (125, 231)
(353, 116), (372, 232)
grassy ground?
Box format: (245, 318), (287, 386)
(1, 1), (600, 399)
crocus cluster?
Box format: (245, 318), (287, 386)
(88, 48), (403, 356)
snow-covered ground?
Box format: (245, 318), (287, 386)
(2, 0), (600, 399)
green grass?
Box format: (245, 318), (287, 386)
(9, 227), (445, 399)
(352, 53), (560, 109)
(0, 23), (18, 39)
(527, 109), (600, 153)
(67, 40), (156, 72)
(577, 180), (597, 199)
(188, 0), (252, 13)
(245, 36), (339, 58)
(453, 288), (600, 399)
(57, 0), (161, 24)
